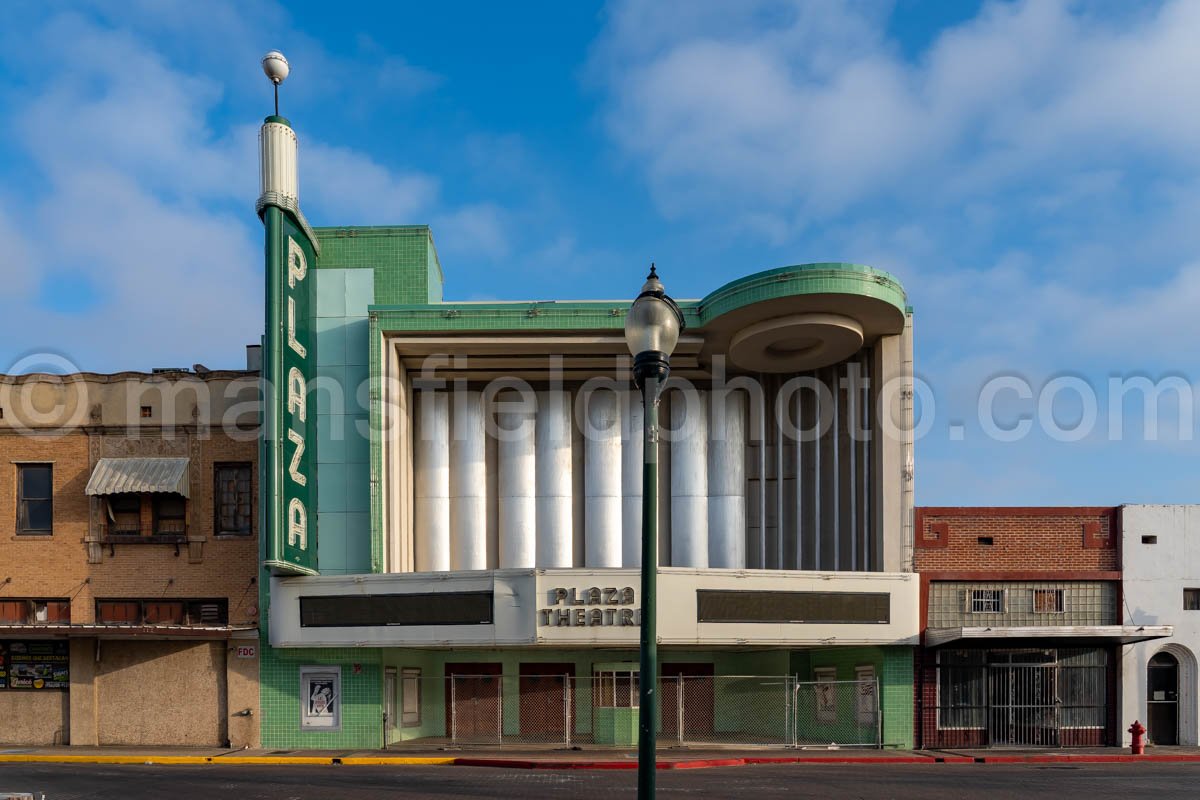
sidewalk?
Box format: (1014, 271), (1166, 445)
(1, 745), (1199, 770)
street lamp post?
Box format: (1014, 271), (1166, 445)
(624, 265), (684, 800)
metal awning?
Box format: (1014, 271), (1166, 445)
(85, 457), (190, 498)
(926, 624), (1174, 647)
(0, 623), (255, 640)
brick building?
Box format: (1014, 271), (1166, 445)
(0, 361), (262, 746)
(913, 507), (1170, 748)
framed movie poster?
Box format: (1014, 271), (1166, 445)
(300, 666), (341, 731)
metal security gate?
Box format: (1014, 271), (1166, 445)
(987, 660), (1058, 747)
(931, 648), (1110, 748)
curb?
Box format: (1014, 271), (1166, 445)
(0, 754), (455, 767)
(972, 754), (1200, 764)
(1, 752), (1198, 769)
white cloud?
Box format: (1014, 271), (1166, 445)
(303, 143), (437, 226)
(592, 0), (1200, 226)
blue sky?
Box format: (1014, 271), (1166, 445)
(1, 0), (1197, 506)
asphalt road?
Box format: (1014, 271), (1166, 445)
(0, 762), (1198, 799)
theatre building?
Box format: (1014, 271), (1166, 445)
(914, 507), (1171, 748)
(0, 364), (262, 746)
(256, 103), (921, 750)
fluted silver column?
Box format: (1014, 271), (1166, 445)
(621, 390), (644, 568)
(450, 390), (487, 570)
(535, 390), (573, 567)
(670, 390), (709, 567)
(414, 391), (450, 572)
(708, 390), (746, 568)
(584, 389), (622, 567)
(498, 392), (536, 568)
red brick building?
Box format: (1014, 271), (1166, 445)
(914, 507), (1168, 748)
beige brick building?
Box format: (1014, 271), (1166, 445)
(0, 362), (261, 746)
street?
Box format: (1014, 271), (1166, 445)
(1, 763), (1198, 799)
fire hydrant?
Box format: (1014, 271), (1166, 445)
(1129, 720), (1146, 755)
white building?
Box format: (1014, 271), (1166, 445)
(1120, 504), (1198, 746)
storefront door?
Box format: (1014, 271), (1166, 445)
(384, 668), (398, 746)
(445, 663), (502, 742)
(987, 656), (1058, 747)
(1148, 652), (1179, 745)
(661, 663), (715, 739)
(518, 663), (575, 741)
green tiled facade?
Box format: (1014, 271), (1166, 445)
(259, 645), (384, 749)
(792, 646), (915, 748)
(315, 226), (443, 305)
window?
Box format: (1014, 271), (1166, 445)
(968, 589), (1006, 614)
(401, 668), (422, 726)
(16, 464), (52, 535)
(214, 463), (253, 536)
(95, 601), (141, 624)
(696, 590), (890, 624)
(0, 599), (69, 624)
(143, 601), (185, 625)
(140, 406), (152, 418)
(95, 599), (227, 626)
(595, 668), (640, 708)
(107, 494), (142, 535)
(1033, 589), (1066, 614)
(300, 666), (341, 730)
(153, 494), (186, 537)
(1185, 589), (1200, 611)
(937, 650), (986, 729)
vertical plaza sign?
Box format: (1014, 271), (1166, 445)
(259, 115), (319, 575)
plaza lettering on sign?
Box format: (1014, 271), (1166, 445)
(538, 586), (641, 627)
(285, 235), (309, 552)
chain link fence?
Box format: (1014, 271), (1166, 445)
(385, 675), (880, 749)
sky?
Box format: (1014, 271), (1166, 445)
(0, 0), (1197, 506)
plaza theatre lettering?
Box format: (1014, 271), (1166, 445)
(538, 587), (640, 627)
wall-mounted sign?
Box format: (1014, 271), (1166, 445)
(236, 645), (257, 659)
(0, 641), (69, 690)
(538, 586), (640, 627)
(262, 204), (318, 575)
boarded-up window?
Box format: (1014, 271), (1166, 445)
(96, 599), (227, 626)
(97, 601), (142, 624)
(143, 601), (185, 625)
